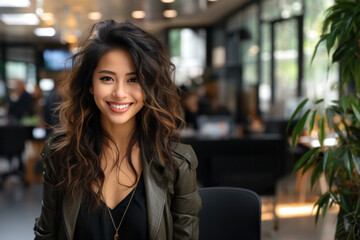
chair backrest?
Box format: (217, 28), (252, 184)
(198, 187), (261, 240)
(0, 126), (29, 155)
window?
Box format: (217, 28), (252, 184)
(169, 28), (206, 86)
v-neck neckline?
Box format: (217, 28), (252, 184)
(102, 174), (142, 211)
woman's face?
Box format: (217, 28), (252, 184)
(90, 48), (144, 130)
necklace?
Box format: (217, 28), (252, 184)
(106, 184), (138, 240)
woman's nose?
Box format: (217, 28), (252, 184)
(112, 81), (127, 98)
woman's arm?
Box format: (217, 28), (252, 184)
(34, 139), (60, 240)
(171, 145), (202, 240)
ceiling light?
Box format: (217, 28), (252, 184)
(163, 10), (177, 18)
(0, 13), (40, 25)
(0, 0), (31, 7)
(88, 12), (102, 20)
(39, 78), (55, 91)
(34, 27), (56, 37)
(131, 11), (146, 19)
(161, 0), (175, 3)
(40, 12), (54, 21)
(208, 0), (218, 2)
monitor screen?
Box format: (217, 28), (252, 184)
(197, 115), (234, 139)
(43, 49), (72, 71)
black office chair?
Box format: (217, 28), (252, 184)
(0, 126), (30, 187)
(198, 187), (261, 240)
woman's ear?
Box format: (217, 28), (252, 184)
(89, 86), (94, 94)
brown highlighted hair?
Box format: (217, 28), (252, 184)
(53, 20), (184, 208)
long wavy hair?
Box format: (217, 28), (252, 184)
(53, 20), (184, 208)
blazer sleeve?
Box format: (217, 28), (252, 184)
(34, 138), (60, 240)
(171, 145), (202, 240)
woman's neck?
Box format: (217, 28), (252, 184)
(101, 119), (136, 155)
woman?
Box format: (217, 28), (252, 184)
(34, 20), (201, 240)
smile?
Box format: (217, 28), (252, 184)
(109, 103), (130, 109)
(107, 102), (133, 113)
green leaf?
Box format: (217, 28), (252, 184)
(302, 151), (320, 175)
(341, 118), (353, 142)
(323, 148), (332, 172)
(287, 98), (309, 134)
(311, 35), (328, 64)
(326, 107), (336, 128)
(311, 162), (323, 190)
(308, 110), (317, 135)
(334, 125), (346, 143)
(328, 149), (343, 187)
(344, 150), (354, 179)
(341, 96), (349, 112)
(339, 192), (351, 214)
(292, 110), (311, 147)
(326, 28), (338, 55)
(315, 99), (324, 105)
(318, 117), (325, 148)
(340, 13), (355, 41)
(314, 192), (330, 224)
(352, 154), (360, 175)
(321, 204), (328, 220)
(351, 102), (360, 122)
(292, 147), (320, 173)
(332, 40), (350, 63)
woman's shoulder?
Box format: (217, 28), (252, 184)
(171, 142), (198, 170)
(41, 131), (66, 169)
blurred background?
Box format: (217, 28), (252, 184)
(0, 0), (340, 239)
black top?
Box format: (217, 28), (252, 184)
(73, 174), (148, 240)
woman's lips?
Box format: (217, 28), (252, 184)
(107, 102), (132, 113)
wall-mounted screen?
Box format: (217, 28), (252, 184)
(43, 49), (72, 71)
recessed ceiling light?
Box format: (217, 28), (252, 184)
(132, 11), (146, 19)
(208, 0), (218, 2)
(0, 13), (40, 25)
(88, 12), (102, 20)
(34, 27), (56, 37)
(163, 10), (177, 18)
(0, 0), (31, 7)
(161, 0), (175, 3)
(40, 13), (54, 21)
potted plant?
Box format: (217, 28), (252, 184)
(288, 0), (360, 239)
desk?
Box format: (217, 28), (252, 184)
(0, 125), (46, 186)
(182, 134), (286, 195)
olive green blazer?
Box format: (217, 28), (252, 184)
(34, 133), (202, 240)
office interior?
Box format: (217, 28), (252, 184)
(0, 0), (341, 239)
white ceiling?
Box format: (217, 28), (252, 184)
(0, 0), (249, 44)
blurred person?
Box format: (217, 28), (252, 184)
(181, 89), (200, 129)
(7, 79), (33, 123)
(31, 84), (43, 117)
(34, 20), (201, 240)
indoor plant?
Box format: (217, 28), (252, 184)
(288, 0), (360, 239)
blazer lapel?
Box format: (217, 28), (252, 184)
(62, 190), (83, 240)
(141, 142), (167, 240)
(61, 140), (167, 240)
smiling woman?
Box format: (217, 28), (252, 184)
(34, 20), (202, 240)
(90, 49), (145, 129)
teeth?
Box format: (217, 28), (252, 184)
(110, 103), (130, 109)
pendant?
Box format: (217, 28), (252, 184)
(114, 232), (119, 240)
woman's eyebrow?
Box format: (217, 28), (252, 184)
(125, 71), (137, 76)
(97, 70), (136, 76)
(98, 70), (116, 75)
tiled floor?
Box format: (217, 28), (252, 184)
(0, 172), (338, 240)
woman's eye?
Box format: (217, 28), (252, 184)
(128, 77), (138, 83)
(100, 76), (113, 82)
